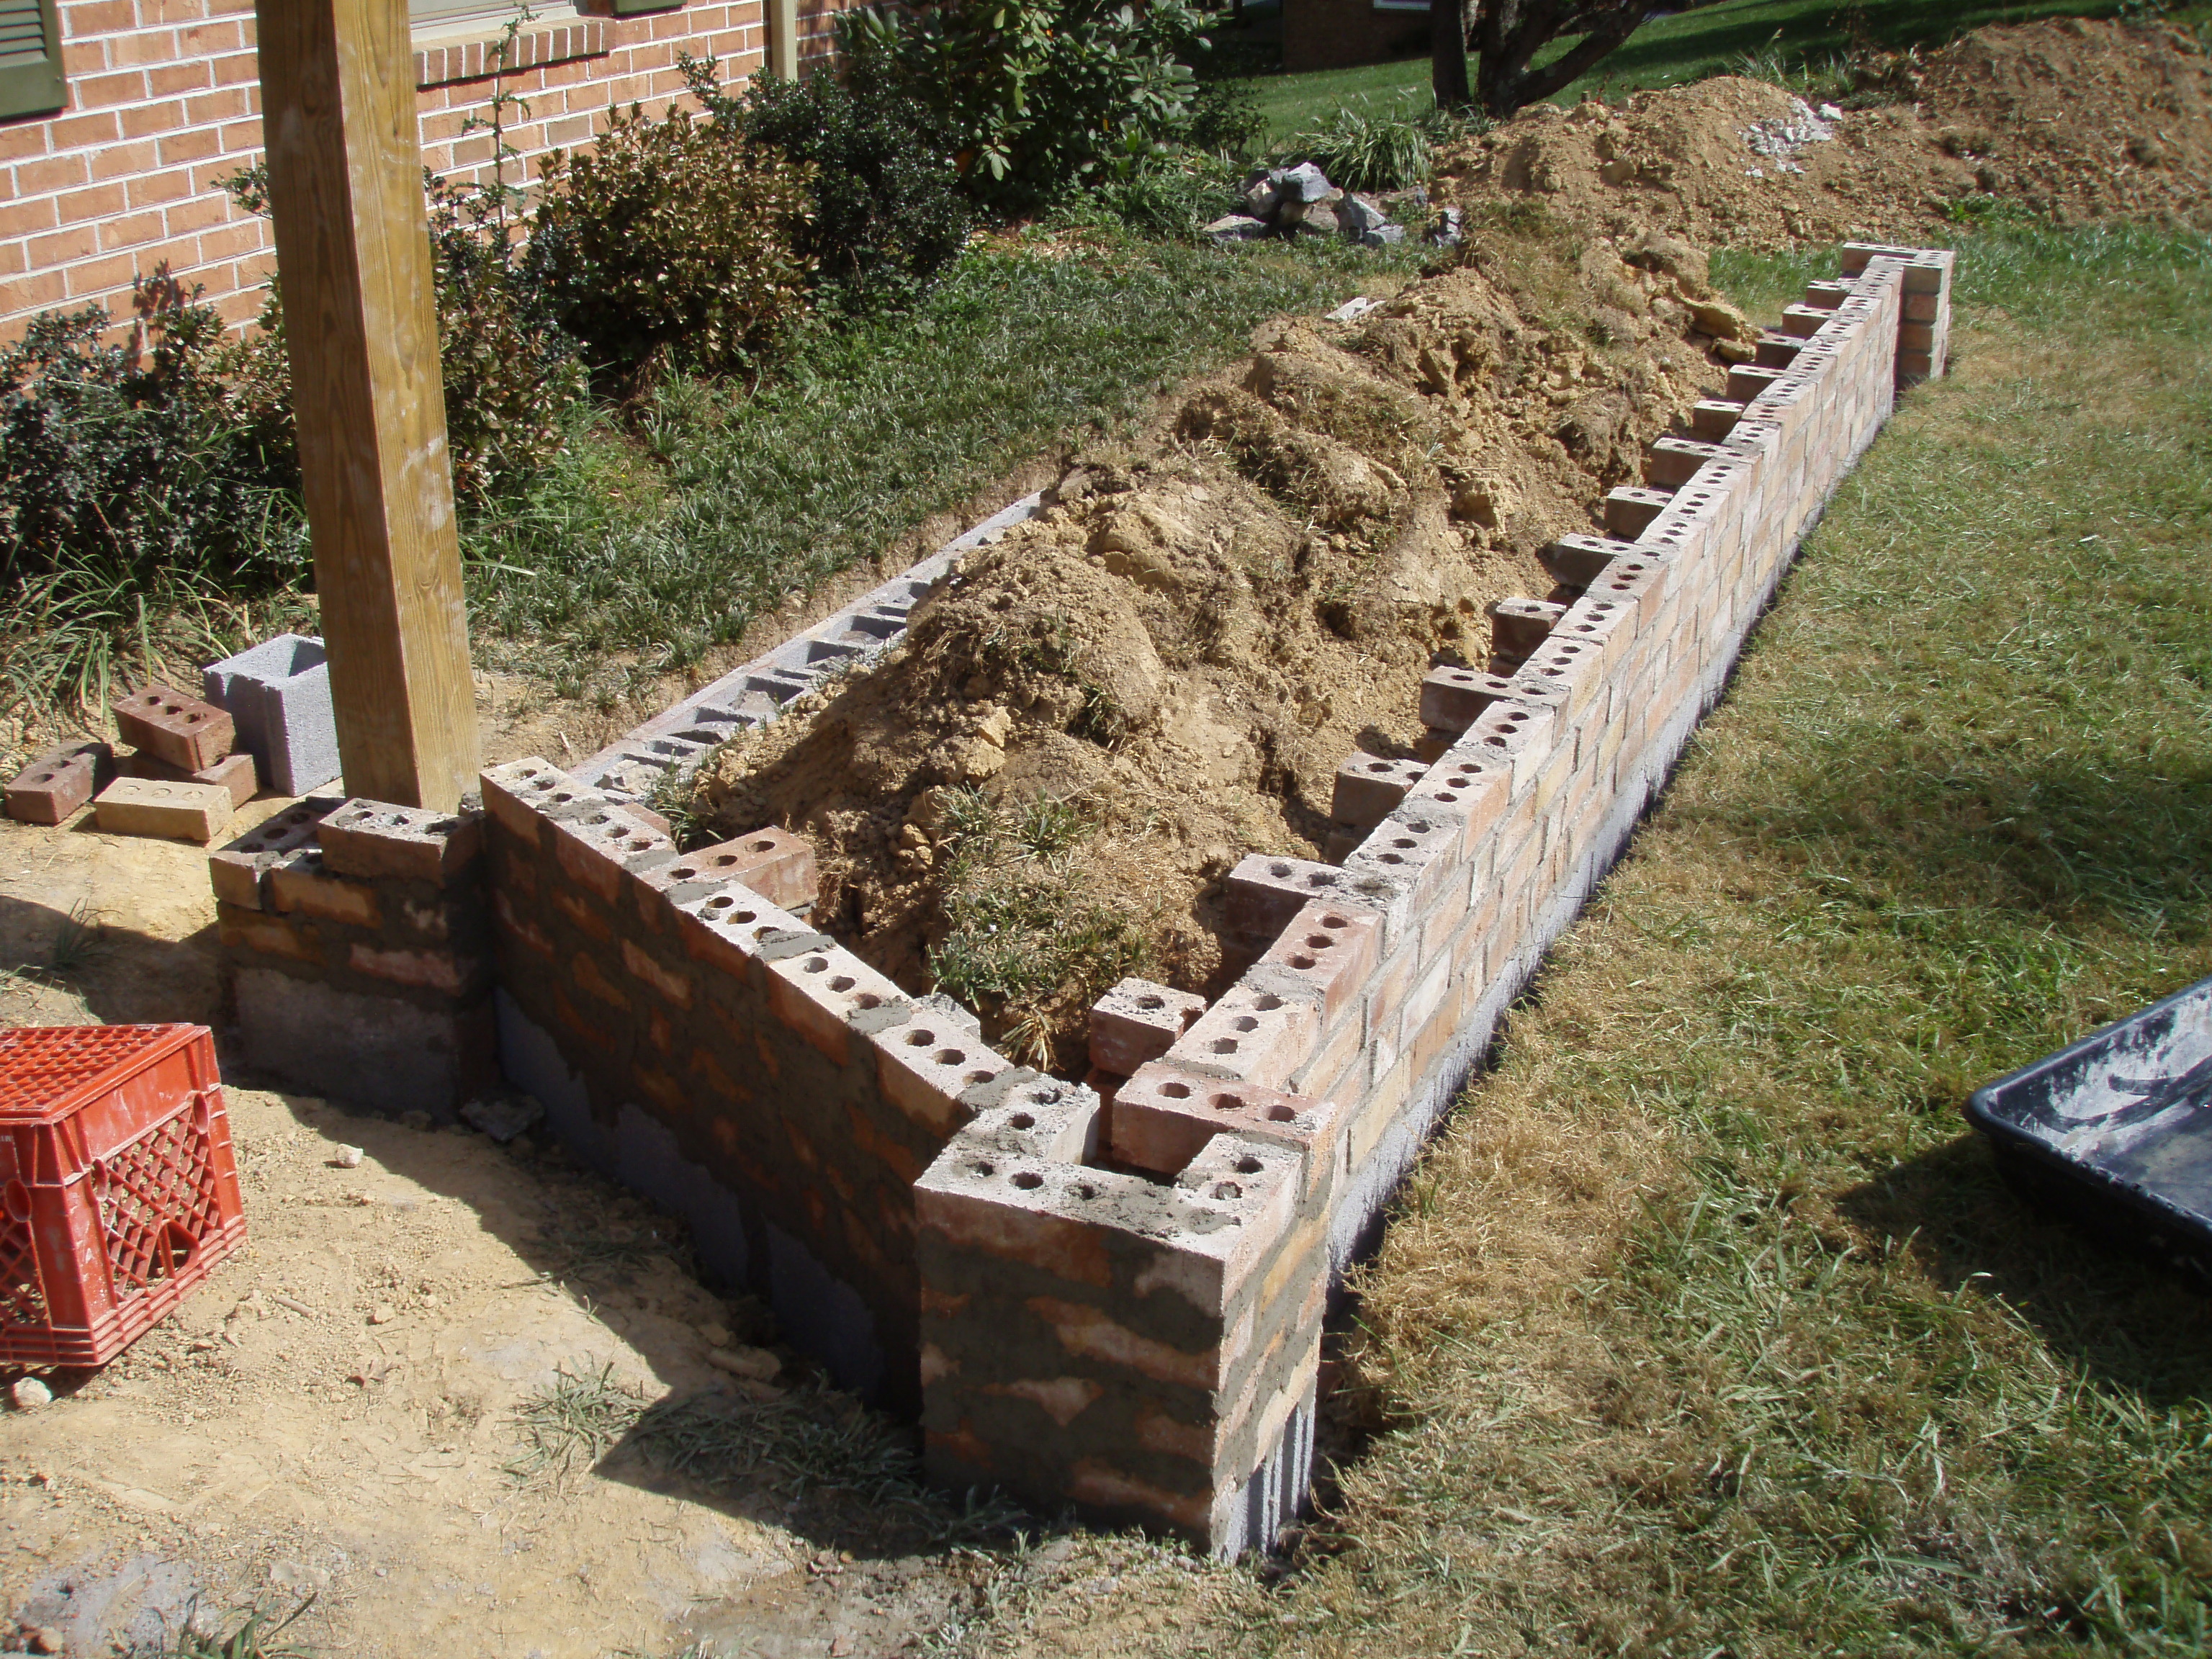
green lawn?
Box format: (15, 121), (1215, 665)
(461, 232), (1421, 703)
(1193, 222), (2212, 1655)
(1242, 0), (2212, 139)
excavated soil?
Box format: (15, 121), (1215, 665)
(1439, 19), (2212, 246)
(693, 221), (1734, 1069)
(693, 19), (2212, 1074)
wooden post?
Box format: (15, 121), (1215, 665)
(256, 0), (478, 811)
(766, 0), (799, 80)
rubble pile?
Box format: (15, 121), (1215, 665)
(1205, 161), (1462, 250)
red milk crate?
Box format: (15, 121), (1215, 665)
(0, 1025), (247, 1367)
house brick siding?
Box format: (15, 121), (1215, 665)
(0, 0), (855, 338)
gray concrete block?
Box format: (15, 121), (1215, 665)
(204, 634), (341, 796)
(235, 966), (494, 1115)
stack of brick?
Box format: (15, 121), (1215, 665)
(1838, 243), (1956, 386)
(212, 796), (498, 1112)
(4, 683), (255, 837)
(478, 757), (1012, 1407)
(917, 1064), (1338, 1555)
(912, 245), (1954, 1550)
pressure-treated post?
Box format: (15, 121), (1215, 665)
(254, 0), (478, 811)
(765, 0), (799, 79)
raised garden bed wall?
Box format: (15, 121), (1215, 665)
(912, 243), (1953, 1551)
(205, 242), (1954, 1557)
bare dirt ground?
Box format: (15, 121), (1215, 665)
(0, 811), (1045, 1658)
(691, 215), (1733, 1069)
(1441, 19), (2212, 246)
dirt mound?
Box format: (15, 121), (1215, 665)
(1917, 19), (2212, 228)
(1437, 19), (2212, 246)
(693, 225), (1730, 1070)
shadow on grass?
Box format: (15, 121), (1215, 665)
(1836, 1133), (2212, 1407)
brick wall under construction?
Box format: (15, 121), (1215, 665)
(210, 241), (1956, 1556)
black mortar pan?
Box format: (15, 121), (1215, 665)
(1967, 973), (2212, 1286)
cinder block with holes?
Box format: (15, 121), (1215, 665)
(764, 939), (907, 1066)
(1726, 362), (1789, 404)
(1222, 853), (1367, 945)
(871, 1006), (1012, 1136)
(1603, 487), (1673, 541)
(1402, 747), (1511, 855)
(1341, 805), (1461, 907)
(1255, 900), (1380, 1025)
(1328, 752), (1429, 832)
(1780, 302), (1833, 338)
(1487, 597), (1566, 663)
(5, 742), (113, 825)
(1419, 665), (1524, 733)
(315, 799), (482, 883)
(1452, 700), (1556, 800)
(1165, 981), (1322, 1092)
(112, 684), (234, 773)
(206, 799), (339, 909)
(1089, 977), (1206, 1077)
(1690, 398), (1745, 440)
(1110, 1062), (1344, 1195)
(1753, 331), (1805, 369)
(676, 825), (817, 913)
(1645, 436), (1723, 489)
(662, 881), (799, 990)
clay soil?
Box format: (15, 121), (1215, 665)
(691, 17), (2212, 1075)
(1440, 19), (2212, 248)
(0, 811), (1031, 1657)
(691, 220), (1734, 1069)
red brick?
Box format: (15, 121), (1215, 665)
(1088, 977), (1205, 1077)
(0, 271), (67, 314)
(100, 210), (167, 252)
(1110, 1062), (1342, 1189)
(89, 138), (161, 181)
(61, 0), (137, 32)
(1256, 900), (1380, 1025)
(269, 853), (381, 927)
(350, 944), (473, 995)
(148, 59), (212, 96)
(1166, 981), (1320, 1092)
(75, 69), (148, 107)
(0, 197), (58, 239)
(112, 682), (233, 770)
(5, 742), (112, 825)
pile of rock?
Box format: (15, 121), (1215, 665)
(1205, 161), (1459, 249)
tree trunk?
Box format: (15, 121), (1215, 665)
(1432, 0), (1471, 112)
(1473, 0), (1646, 118)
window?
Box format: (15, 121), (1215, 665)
(408, 0), (677, 32)
(0, 0), (66, 122)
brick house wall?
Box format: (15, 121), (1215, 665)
(0, 0), (856, 340)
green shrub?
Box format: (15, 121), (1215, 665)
(680, 54), (974, 313)
(536, 104), (817, 379)
(0, 271), (309, 714)
(220, 160), (585, 506)
(1278, 93), (1482, 192)
(839, 0), (1213, 215)
(0, 272), (303, 594)
(1187, 78), (1266, 161)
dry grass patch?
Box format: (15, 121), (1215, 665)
(939, 225), (2212, 1659)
